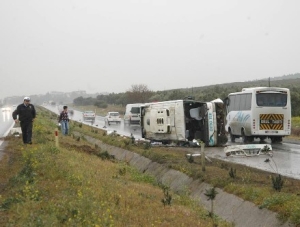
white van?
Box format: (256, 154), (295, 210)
(124, 103), (143, 125)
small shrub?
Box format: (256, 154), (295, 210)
(272, 174), (284, 191)
(161, 185), (172, 207)
(0, 197), (22, 211)
(97, 151), (115, 160)
(121, 138), (130, 147)
(143, 142), (151, 150)
(229, 167), (236, 179)
(118, 167), (126, 176)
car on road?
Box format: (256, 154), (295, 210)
(124, 103), (143, 125)
(105, 112), (121, 125)
(82, 111), (96, 122)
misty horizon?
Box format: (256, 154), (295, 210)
(1, 1), (300, 100)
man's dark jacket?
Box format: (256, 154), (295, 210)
(12, 104), (36, 122)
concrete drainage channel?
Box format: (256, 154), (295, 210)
(75, 132), (292, 227)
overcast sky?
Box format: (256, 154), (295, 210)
(1, 0), (300, 100)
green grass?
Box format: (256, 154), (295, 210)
(2, 106), (300, 226)
(0, 107), (231, 227)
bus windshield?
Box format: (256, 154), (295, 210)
(256, 93), (287, 107)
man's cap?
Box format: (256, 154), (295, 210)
(24, 96), (30, 101)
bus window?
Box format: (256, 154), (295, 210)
(228, 95), (236, 112)
(234, 95), (241, 110)
(256, 93), (287, 107)
(257, 96), (264, 106)
(245, 94), (252, 110)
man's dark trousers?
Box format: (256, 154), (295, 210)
(20, 121), (33, 144)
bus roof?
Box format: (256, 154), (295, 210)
(228, 87), (289, 96)
(241, 87), (289, 91)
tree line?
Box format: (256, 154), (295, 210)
(73, 76), (300, 117)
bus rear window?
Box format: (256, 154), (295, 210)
(256, 93), (287, 107)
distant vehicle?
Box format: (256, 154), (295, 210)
(124, 103), (143, 125)
(58, 105), (74, 117)
(69, 109), (74, 116)
(224, 87), (291, 143)
(140, 99), (227, 147)
(82, 111), (96, 122)
(105, 112), (121, 125)
(1, 107), (11, 112)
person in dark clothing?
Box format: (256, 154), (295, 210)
(58, 105), (70, 135)
(12, 96), (36, 144)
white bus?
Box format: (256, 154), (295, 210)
(140, 99), (228, 147)
(224, 87), (291, 143)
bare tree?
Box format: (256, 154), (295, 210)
(126, 84), (153, 103)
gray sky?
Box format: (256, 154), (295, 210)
(1, 0), (300, 100)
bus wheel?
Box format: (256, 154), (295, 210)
(248, 137), (254, 143)
(260, 136), (266, 142)
(271, 137), (282, 143)
(229, 130), (235, 142)
(242, 130), (248, 143)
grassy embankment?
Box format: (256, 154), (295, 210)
(0, 107), (230, 226)
(1, 105), (300, 226)
(69, 104), (300, 225)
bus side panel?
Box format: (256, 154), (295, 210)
(227, 110), (251, 136)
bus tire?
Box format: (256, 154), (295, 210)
(260, 136), (266, 142)
(271, 137), (282, 143)
(242, 130), (248, 143)
(248, 137), (254, 143)
(229, 129), (235, 142)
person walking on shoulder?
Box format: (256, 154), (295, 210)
(12, 96), (36, 144)
(58, 106), (70, 135)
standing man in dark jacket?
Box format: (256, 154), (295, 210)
(12, 97), (36, 144)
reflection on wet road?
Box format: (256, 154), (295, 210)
(0, 107), (15, 137)
(44, 105), (142, 140)
(205, 138), (300, 180)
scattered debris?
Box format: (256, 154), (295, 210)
(107, 130), (118, 136)
(224, 144), (273, 157)
(185, 153), (212, 162)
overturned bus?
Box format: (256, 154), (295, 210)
(140, 99), (228, 147)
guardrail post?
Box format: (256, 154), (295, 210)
(55, 128), (59, 147)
